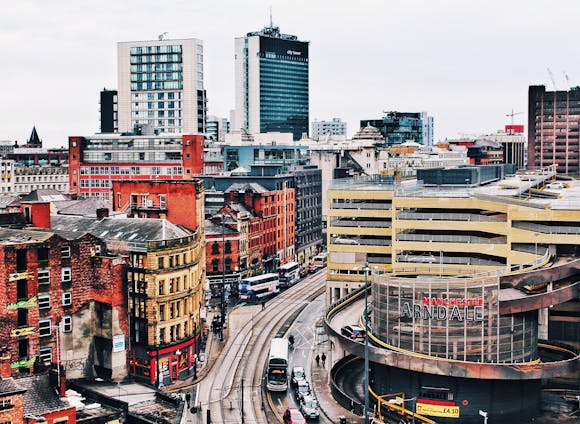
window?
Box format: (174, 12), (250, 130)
(158, 257), (164, 269)
(62, 291), (72, 306)
(225, 257), (232, 272)
(212, 242), (219, 254)
(39, 318), (52, 337)
(38, 269), (50, 287)
(61, 267), (72, 282)
(0, 399), (13, 411)
(212, 259), (219, 272)
(62, 315), (72, 333)
(158, 280), (165, 295)
(38, 294), (50, 309)
(159, 304), (165, 321)
(61, 245), (71, 258)
(39, 347), (52, 365)
(225, 241), (232, 254)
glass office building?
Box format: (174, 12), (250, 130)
(235, 26), (309, 140)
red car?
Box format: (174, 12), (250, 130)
(283, 407), (306, 424)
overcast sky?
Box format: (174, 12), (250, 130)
(2, 0), (578, 147)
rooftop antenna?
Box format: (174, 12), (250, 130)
(158, 32), (168, 41)
(269, 6), (273, 27)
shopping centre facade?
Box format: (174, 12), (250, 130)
(325, 165), (579, 422)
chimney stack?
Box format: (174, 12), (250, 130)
(0, 353), (12, 379)
(96, 208), (109, 220)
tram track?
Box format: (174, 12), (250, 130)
(206, 271), (326, 423)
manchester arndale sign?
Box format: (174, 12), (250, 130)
(401, 297), (484, 322)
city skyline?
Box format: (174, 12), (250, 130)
(2, 0), (579, 147)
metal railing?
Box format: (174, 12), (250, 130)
(330, 220), (392, 228)
(396, 254), (504, 267)
(512, 221), (580, 235)
(331, 202), (392, 210)
(396, 211), (506, 222)
(331, 237), (392, 246)
(396, 233), (506, 244)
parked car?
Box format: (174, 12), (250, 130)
(340, 325), (366, 341)
(300, 395), (320, 420)
(283, 407), (306, 424)
(307, 264), (317, 274)
(299, 267), (308, 278)
(294, 379), (311, 403)
(291, 366), (306, 388)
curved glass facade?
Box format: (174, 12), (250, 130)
(373, 275), (539, 363)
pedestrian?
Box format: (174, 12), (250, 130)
(315, 354), (320, 366)
(321, 352), (326, 367)
(261, 300), (265, 311)
(185, 392), (191, 406)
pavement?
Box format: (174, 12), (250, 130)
(310, 345), (365, 424)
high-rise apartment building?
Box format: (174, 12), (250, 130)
(311, 118), (347, 140)
(117, 38), (206, 134)
(234, 25), (309, 140)
(528, 85), (580, 176)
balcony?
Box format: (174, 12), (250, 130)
(130, 201), (168, 212)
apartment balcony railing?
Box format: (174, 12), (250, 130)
(130, 201), (168, 210)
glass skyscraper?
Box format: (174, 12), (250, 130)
(235, 26), (309, 140)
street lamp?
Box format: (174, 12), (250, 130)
(221, 213), (227, 325)
(363, 261), (370, 424)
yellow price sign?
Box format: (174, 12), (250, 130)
(416, 402), (460, 418)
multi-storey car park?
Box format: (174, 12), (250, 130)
(324, 164), (579, 423)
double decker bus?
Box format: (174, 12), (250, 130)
(266, 338), (289, 391)
(313, 252), (328, 269)
(278, 261), (300, 288)
(238, 273), (279, 302)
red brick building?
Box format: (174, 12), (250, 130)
(0, 205), (128, 382)
(111, 179), (205, 231)
(205, 215), (241, 298)
(68, 133), (204, 200)
(224, 182), (295, 270)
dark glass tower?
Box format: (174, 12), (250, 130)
(235, 26), (309, 140)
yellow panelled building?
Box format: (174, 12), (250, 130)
(326, 167), (580, 304)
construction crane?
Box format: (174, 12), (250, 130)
(547, 68), (559, 91)
(506, 109), (523, 126)
(563, 71), (571, 89)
